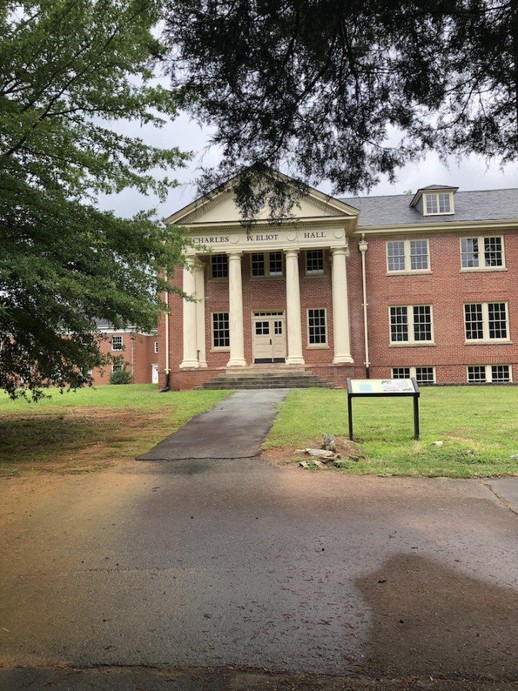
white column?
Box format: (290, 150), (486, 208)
(195, 262), (207, 367)
(180, 260), (199, 368)
(285, 248), (305, 365)
(226, 251), (246, 367)
(331, 246), (353, 364)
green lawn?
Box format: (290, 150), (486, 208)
(2, 384), (518, 478)
(264, 386), (518, 477)
(0, 385), (230, 476)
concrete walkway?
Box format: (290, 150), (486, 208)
(138, 389), (288, 461)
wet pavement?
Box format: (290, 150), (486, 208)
(1, 390), (518, 689)
(139, 389), (288, 460)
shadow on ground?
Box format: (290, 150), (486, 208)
(356, 554), (518, 681)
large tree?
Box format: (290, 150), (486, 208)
(163, 0), (518, 206)
(0, 0), (187, 398)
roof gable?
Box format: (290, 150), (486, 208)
(166, 173), (358, 227)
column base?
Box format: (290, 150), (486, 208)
(333, 355), (354, 364)
(180, 360), (200, 369)
(286, 356), (305, 365)
(226, 358), (247, 368)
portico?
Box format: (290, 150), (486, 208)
(164, 173), (360, 388)
(179, 241), (355, 369)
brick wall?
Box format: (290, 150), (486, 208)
(162, 230), (518, 388)
(91, 331), (158, 385)
(354, 230), (518, 383)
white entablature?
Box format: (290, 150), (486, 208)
(166, 174), (359, 254)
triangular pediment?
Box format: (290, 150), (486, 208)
(166, 173), (359, 227)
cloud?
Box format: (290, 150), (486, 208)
(96, 113), (518, 219)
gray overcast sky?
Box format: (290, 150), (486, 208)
(97, 111), (518, 221)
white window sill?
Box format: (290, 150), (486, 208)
(461, 267), (507, 273)
(389, 342), (436, 347)
(464, 340), (511, 345)
(387, 270), (432, 276)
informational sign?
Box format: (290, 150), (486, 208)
(348, 378), (415, 395)
(346, 378), (420, 440)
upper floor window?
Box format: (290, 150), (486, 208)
(306, 249), (324, 275)
(154, 341), (159, 354)
(111, 335), (123, 351)
(464, 302), (509, 341)
(211, 254), (228, 279)
(387, 239), (429, 273)
(390, 305), (433, 344)
(251, 252), (283, 277)
(461, 236), (504, 270)
(424, 192), (453, 215)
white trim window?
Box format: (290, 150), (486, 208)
(387, 239), (430, 273)
(392, 366), (436, 384)
(460, 236), (504, 270)
(390, 305), (433, 344)
(111, 335), (123, 351)
(210, 254), (228, 279)
(112, 362), (123, 372)
(423, 192), (454, 215)
(307, 308), (327, 346)
(464, 302), (509, 342)
(251, 251), (283, 277)
(305, 249), (325, 275)
(212, 312), (230, 349)
(467, 365), (511, 383)
(154, 341), (159, 354)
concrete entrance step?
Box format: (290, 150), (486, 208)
(198, 369), (335, 389)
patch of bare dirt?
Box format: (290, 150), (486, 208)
(263, 436), (366, 467)
(0, 408), (170, 476)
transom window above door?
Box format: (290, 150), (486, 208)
(251, 252), (283, 277)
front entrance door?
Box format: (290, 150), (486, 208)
(253, 312), (286, 363)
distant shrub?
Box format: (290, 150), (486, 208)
(109, 367), (133, 385)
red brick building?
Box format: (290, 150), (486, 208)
(159, 175), (518, 389)
(91, 320), (159, 385)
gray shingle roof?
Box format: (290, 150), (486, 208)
(340, 189), (518, 227)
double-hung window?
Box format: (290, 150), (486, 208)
(424, 192), (453, 215)
(305, 249), (325, 275)
(390, 305), (433, 344)
(211, 254), (228, 279)
(307, 308), (327, 346)
(461, 236), (504, 270)
(464, 302), (509, 342)
(111, 335), (123, 351)
(251, 252), (283, 277)
(212, 312), (230, 349)
(387, 239), (429, 273)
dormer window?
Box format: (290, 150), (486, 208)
(424, 192), (452, 215)
(410, 185), (457, 216)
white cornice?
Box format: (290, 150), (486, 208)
(353, 219), (518, 236)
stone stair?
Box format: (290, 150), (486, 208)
(198, 367), (335, 389)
